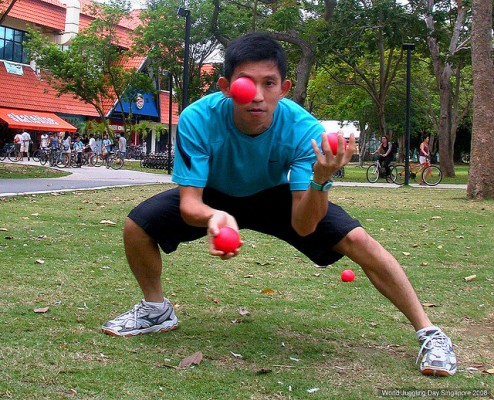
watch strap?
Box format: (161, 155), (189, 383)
(309, 179), (333, 191)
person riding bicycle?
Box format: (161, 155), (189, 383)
(372, 135), (393, 179)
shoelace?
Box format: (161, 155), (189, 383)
(128, 303), (151, 327)
(416, 330), (448, 364)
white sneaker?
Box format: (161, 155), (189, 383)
(102, 300), (178, 337)
(417, 329), (457, 376)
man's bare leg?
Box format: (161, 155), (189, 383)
(333, 227), (431, 331)
(123, 217), (165, 303)
(334, 227), (457, 376)
(101, 218), (178, 336)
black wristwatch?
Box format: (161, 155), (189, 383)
(309, 179), (333, 191)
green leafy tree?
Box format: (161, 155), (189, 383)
(211, 0), (337, 106)
(317, 0), (421, 137)
(25, 0), (153, 137)
(135, 0), (221, 110)
(308, 66), (375, 165)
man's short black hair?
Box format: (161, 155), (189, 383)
(223, 32), (287, 81)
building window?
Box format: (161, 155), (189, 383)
(0, 26), (28, 64)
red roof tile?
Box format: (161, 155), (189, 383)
(78, 1), (141, 49)
(159, 91), (179, 125)
(0, 61), (99, 116)
(1, 0), (66, 31)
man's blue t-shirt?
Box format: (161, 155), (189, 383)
(172, 92), (325, 197)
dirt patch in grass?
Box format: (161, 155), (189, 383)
(449, 314), (494, 370)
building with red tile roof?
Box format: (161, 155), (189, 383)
(0, 0), (179, 152)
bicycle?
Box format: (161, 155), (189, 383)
(366, 157), (397, 183)
(0, 143), (16, 161)
(126, 145), (144, 160)
(49, 148), (65, 167)
(102, 150), (124, 170)
(392, 159), (442, 186)
(332, 167), (345, 179)
(7, 144), (22, 162)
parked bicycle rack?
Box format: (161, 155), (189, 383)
(140, 150), (175, 170)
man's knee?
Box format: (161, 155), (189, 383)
(124, 217), (151, 242)
(335, 227), (371, 254)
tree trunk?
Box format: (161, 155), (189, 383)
(467, 0), (494, 199)
(436, 74), (455, 175)
(272, 31), (315, 106)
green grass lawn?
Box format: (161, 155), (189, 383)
(0, 162), (69, 179)
(0, 184), (492, 399)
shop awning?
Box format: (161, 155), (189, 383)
(0, 108), (77, 132)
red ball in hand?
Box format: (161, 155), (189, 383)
(326, 133), (347, 155)
(230, 77), (256, 104)
(341, 269), (355, 282)
(213, 227), (241, 253)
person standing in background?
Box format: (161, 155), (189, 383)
(20, 130), (32, 161)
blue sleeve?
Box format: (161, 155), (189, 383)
(172, 107), (210, 188)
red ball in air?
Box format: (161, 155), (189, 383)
(230, 77), (256, 104)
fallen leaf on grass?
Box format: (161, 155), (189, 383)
(256, 368), (272, 374)
(34, 307), (49, 313)
(230, 351), (243, 359)
(99, 220), (116, 226)
(243, 274), (254, 278)
(464, 275), (477, 282)
(422, 302), (438, 308)
(307, 388), (320, 394)
(431, 216), (442, 220)
(0, 228), (8, 231)
(35, 259), (45, 264)
(402, 252), (411, 256)
(178, 352), (203, 368)
(238, 308), (250, 316)
(483, 368), (494, 374)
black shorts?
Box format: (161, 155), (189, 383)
(128, 185), (361, 266)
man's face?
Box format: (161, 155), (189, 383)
(219, 60), (291, 136)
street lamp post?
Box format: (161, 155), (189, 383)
(177, 7), (191, 110)
(402, 43), (415, 186)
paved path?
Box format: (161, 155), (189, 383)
(0, 160), (466, 197)
(0, 160), (171, 197)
